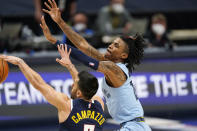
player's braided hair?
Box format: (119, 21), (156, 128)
(120, 33), (145, 73)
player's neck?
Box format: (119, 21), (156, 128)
(81, 96), (91, 103)
(112, 58), (124, 63)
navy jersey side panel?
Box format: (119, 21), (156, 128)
(59, 99), (105, 131)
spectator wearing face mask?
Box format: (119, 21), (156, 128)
(62, 12), (94, 47)
(96, 0), (133, 36)
(145, 13), (173, 49)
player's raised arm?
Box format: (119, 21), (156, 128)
(42, 0), (106, 61)
(54, 44), (126, 88)
(40, 15), (57, 44)
(56, 44), (79, 83)
(56, 45), (105, 110)
(0, 55), (69, 110)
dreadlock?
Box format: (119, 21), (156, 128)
(120, 33), (145, 73)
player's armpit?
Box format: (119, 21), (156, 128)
(92, 96), (104, 111)
(97, 61), (127, 88)
(40, 83), (70, 110)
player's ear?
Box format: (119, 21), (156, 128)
(76, 90), (82, 98)
(121, 52), (128, 59)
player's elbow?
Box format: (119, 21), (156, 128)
(98, 61), (114, 72)
(32, 79), (46, 92)
(79, 39), (89, 49)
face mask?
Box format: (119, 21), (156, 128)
(152, 24), (166, 35)
(111, 3), (124, 14)
(74, 23), (86, 32)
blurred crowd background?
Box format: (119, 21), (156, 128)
(0, 0), (197, 53)
(0, 0), (197, 131)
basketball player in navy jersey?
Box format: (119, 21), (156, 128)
(41, 0), (152, 130)
(0, 45), (105, 131)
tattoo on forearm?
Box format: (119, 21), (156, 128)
(59, 21), (83, 47)
(87, 46), (106, 61)
(58, 20), (105, 61)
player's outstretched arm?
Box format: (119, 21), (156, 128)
(42, 0), (106, 61)
(56, 45), (105, 110)
(54, 44), (126, 88)
(0, 55), (69, 110)
(40, 15), (57, 44)
(56, 44), (79, 83)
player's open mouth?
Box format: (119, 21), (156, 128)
(107, 49), (111, 54)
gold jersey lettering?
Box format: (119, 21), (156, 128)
(90, 111), (95, 119)
(81, 110), (87, 119)
(95, 112), (100, 121)
(72, 115), (79, 123)
(98, 114), (103, 122)
(99, 118), (105, 125)
(77, 113), (82, 121)
(87, 110), (91, 118)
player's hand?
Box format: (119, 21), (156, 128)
(40, 16), (56, 44)
(56, 44), (72, 67)
(0, 55), (23, 65)
(42, 0), (62, 24)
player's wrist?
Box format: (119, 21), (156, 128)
(57, 17), (64, 25)
(17, 58), (25, 66)
(65, 63), (74, 69)
(48, 37), (57, 44)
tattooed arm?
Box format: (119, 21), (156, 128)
(98, 61), (127, 88)
(42, 0), (106, 61)
(57, 19), (106, 61)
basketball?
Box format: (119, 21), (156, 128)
(0, 58), (9, 83)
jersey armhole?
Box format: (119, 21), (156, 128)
(70, 99), (73, 110)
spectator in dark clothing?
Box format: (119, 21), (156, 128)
(145, 13), (173, 49)
(96, 0), (133, 36)
(34, 0), (77, 35)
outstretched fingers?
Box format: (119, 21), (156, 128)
(57, 45), (63, 56)
(64, 45), (71, 56)
(44, 2), (52, 10)
(48, 0), (54, 8)
(42, 9), (50, 14)
(52, 0), (58, 8)
(63, 44), (71, 57)
(40, 16), (45, 29)
(60, 44), (65, 53)
(64, 44), (68, 54)
(68, 48), (72, 56)
(56, 58), (61, 63)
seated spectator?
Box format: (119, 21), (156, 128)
(62, 12), (95, 47)
(96, 0), (133, 36)
(144, 13), (173, 49)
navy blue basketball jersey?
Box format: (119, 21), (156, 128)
(59, 99), (105, 131)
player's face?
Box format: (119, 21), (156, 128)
(104, 37), (128, 61)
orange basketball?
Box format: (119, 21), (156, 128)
(0, 58), (9, 83)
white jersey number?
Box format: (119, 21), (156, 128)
(84, 124), (95, 131)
